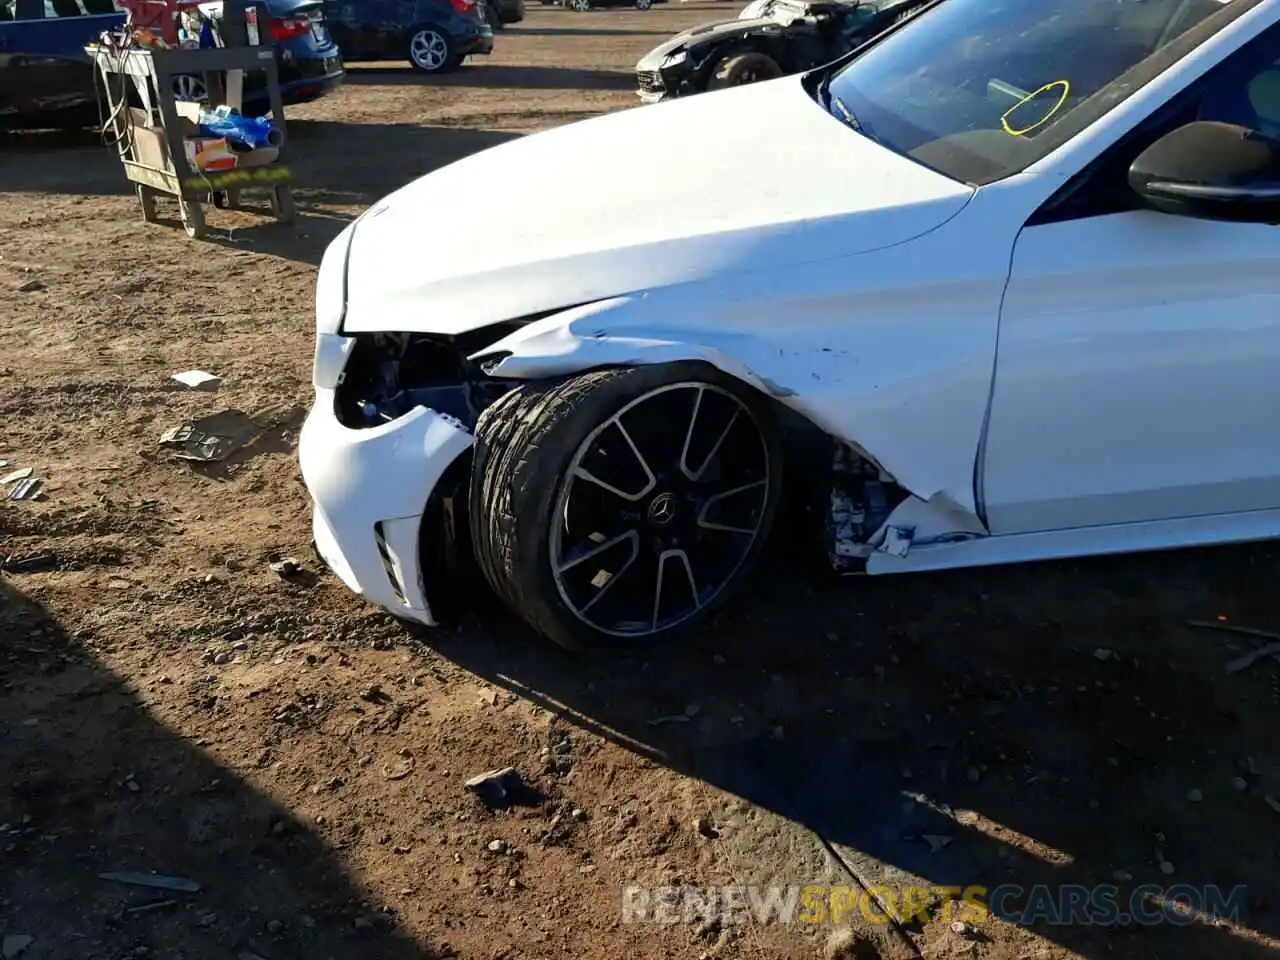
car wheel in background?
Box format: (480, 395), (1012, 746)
(707, 51), (782, 89)
(172, 74), (209, 102)
(635, 0), (652, 8)
(570, 0), (591, 11)
(470, 363), (783, 653)
(407, 26), (458, 73)
(485, 3), (504, 29)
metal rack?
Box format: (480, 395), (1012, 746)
(90, 41), (296, 239)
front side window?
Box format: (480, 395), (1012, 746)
(820, 0), (1264, 185)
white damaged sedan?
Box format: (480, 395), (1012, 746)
(301, 0), (1280, 651)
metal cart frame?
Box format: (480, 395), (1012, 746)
(90, 43), (296, 238)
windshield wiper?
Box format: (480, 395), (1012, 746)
(826, 88), (889, 148)
(830, 94), (861, 130)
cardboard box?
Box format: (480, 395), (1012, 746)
(128, 106), (197, 170)
(183, 137), (238, 171)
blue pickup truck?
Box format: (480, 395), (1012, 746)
(0, 0), (343, 130)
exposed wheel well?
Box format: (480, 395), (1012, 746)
(411, 366), (908, 622)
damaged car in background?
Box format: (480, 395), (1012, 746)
(635, 0), (929, 103)
(302, 0), (1280, 652)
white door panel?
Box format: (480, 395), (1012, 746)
(983, 209), (1280, 535)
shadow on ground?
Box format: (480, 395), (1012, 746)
(509, 26), (672, 37)
(0, 578), (435, 958)
(205, 121), (519, 263)
(2, 120), (520, 265)
(344, 64), (635, 90)
(429, 536), (1280, 959)
(1, 119), (518, 249)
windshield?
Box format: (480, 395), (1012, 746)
(821, 0), (1260, 185)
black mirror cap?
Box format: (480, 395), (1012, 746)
(1129, 120), (1280, 223)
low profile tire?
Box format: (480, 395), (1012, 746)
(708, 51), (782, 90)
(407, 26), (457, 73)
(470, 363), (783, 653)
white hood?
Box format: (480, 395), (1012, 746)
(341, 76), (972, 336)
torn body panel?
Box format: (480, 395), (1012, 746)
(470, 217), (1009, 527)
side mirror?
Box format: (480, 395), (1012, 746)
(1129, 120), (1280, 224)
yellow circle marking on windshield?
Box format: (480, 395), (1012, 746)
(1001, 80), (1071, 137)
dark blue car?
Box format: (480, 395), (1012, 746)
(0, 0), (342, 130)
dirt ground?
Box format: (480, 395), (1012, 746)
(3, 4), (1280, 959)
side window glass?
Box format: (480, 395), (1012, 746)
(1032, 25), (1280, 224)
(1196, 45), (1280, 140)
(82, 0), (119, 11)
(0, 0), (14, 21)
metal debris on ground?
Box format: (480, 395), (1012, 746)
(648, 702), (701, 726)
(17, 279), (44, 292)
(98, 871), (201, 893)
(1, 467), (33, 484)
(158, 410), (263, 462)
(170, 370), (223, 391)
(7, 478), (43, 501)
(124, 899), (177, 915)
(1225, 642), (1280, 674)
(1186, 619), (1280, 672)
(269, 557), (303, 577)
(951, 921), (978, 939)
(465, 766), (522, 805)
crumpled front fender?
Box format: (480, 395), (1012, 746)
(468, 292), (987, 526)
(471, 296), (782, 396)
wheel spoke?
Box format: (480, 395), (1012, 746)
(573, 466), (651, 502)
(696, 479), (767, 534)
(680, 386), (741, 481)
(555, 528), (638, 574)
(652, 548), (698, 630)
(580, 539), (641, 614)
(614, 419), (657, 492)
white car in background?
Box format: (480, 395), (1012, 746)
(301, 0), (1280, 652)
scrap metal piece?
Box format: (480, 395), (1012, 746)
(170, 370), (223, 391)
(7, 478), (42, 501)
(1, 467), (32, 484)
(880, 526), (914, 557)
(98, 871), (201, 893)
(158, 410), (263, 462)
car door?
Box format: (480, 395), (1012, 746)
(0, 0), (48, 53)
(323, 0), (390, 58)
(27, 0), (124, 56)
(982, 23), (1280, 536)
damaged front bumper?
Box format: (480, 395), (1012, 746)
(299, 389), (473, 625)
(635, 57), (696, 103)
